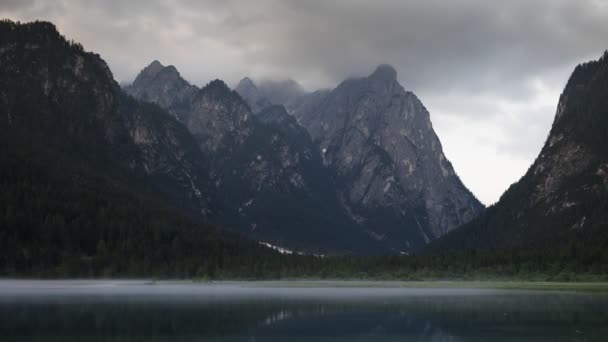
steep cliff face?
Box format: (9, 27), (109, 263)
(291, 65), (484, 251)
(119, 96), (211, 215)
(429, 52), (608, 252)
(127, 62), (383, 253)
(217, 105), (380, 253)
(0, 21), (210, 216)
(184, 80), (254, 158)
(126, 62), (254, 157)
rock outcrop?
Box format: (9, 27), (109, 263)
(428, 51), (608, 252)
(127, 62), (384, 254)
(291, 65), (484, 251)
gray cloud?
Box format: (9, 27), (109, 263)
(1, 0), (607, 204)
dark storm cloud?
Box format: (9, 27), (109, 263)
(1, 0), (607, 204)
(2, 0), (606, 92)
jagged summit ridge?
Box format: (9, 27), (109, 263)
(136, 60), (183, 83)
(125, 60), (197, 116)
(127, 55), (483, 253)
(233, 62), (483, 251)
(289, 62), (483, 251)
(126, 60), (386, 254)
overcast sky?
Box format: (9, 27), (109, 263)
(2, 0), (608, 204)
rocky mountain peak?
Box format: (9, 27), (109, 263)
(143, 60), (165, 75)
(125, 61), (197, 115)
(126, 56), (482, 253)
(200, 79), (246, 105)
(134, 61), (183, 85)
(290, 65), (483, 251)
(128, 61), (385, 254)
(370, 64), (398, 81)
(204, 79), (230, 91)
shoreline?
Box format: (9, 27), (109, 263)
(1, 279), (608, 292)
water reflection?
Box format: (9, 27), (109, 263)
(0, 281), (606, 341)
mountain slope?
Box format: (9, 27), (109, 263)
(0, 21), (213, 216)
(428, 51), (608, 253)
(127, 61), (384, 254)
(290, 65), (484, 252)
(0, 20), (279, 276)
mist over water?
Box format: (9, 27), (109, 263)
(0, 281), (607, 341)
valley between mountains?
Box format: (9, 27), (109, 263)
(1, 20), (607, 279)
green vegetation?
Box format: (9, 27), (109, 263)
(210, 280), (608, 292)
(0, 129), (280, 278)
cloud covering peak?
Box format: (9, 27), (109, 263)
(1, 0), (607, 204)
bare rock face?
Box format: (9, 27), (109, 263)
(127, 62), (384, 254)
(126, 62), (253, 158)
(129, 60), (483, 253)
(120, 97), (211, 216)
(185, 80), (254, 156)
(428, 51), (608, 253)
(125, 61), (197, 116)
(291, 65), (484, 251)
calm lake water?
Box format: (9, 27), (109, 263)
(0, 280), (607, 341)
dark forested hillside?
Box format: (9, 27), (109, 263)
(0, 19), (283, 277)
(0, 128), (281, 278)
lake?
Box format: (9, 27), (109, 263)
(0, 280), (607, 341)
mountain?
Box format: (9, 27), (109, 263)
(0, 21), (212, 216)
(289, 65), (484, 251)
(428, 51), (608, 253)
(11, 20), (482, 254)
(127, 61), (383, 254)
(0, 20), (281, 277)
(234, 77), (307, 113)
(233, 77), (272, 113)
(124, 61), (198, 117)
